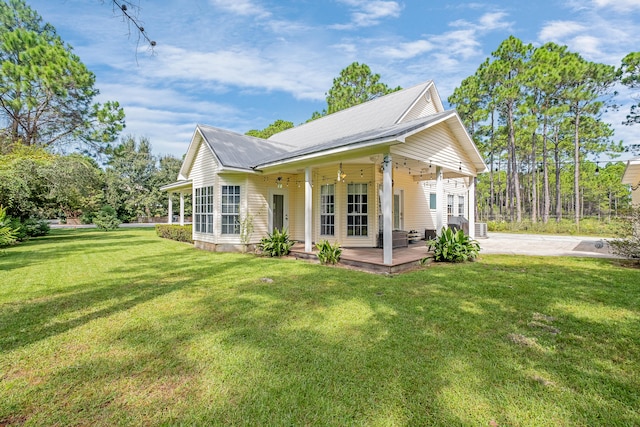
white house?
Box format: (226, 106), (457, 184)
(161, 81), (487, 265)
(622, 157), (640, 206)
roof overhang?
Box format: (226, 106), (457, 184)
(254, 110), (487, 176)
(160, 180), (193, 192)
(177, 126), (219, 181)
(622, 157), (640, 188)
(255, 137), (400, 172)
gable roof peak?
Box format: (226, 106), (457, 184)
(268, 80), (440, 149)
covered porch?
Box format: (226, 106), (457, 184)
(290, 242), (432, 274)
(160, 180), (192, 225)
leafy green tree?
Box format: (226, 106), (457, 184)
(41, 154), (104, 219)
(0, 0), (124, 152)
(451, 36), (625, 224)
(309, 62), (401, 119)
(0, 145), (51, 219)
(0, 146), (105, 220)
(485, 36), (533, 222)
(246, 119), (294, 139)
(620, 52), (640, 126)
(562, 57), (618, 226)
(0, 205), (18, 247)
(104, 135), (159, 221)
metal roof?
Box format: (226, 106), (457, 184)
(196, 124), (294, 170)
(267, 81), (434, 148)
(256, 111), (454, 167)
(174, 81), (486, 175)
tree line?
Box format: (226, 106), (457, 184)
(448, 36), (639, 225)
(0, 136), (183, 223)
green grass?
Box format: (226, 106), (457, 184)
(487, 217), (628, 237)
(1, 228), (639, 426)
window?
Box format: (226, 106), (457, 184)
(194, 186), (214, 234)
(320, 184), (335, 236)
(221, 185), (240, 234)
(347, 183), (368, 236)
(458, 195), (465, 217)
(447, 194), (454, 215)
(429, 193), (436, 210)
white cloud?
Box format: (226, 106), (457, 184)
(570, 35), (602, 57)
(450, 11), (512, 32)
(208, 0), (271, 18)
(538, 21), (586, 41)
(377, 40), (434, 59)
(138, 45), (329, 101)
(331, 0), (402, 29)
(479, 12), (512, 31)
(432, 29), (482, 59)
(592, 0), (640, 12)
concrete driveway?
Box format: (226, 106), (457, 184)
(479, 232), (616, 258)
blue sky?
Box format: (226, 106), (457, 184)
(26, 0), (640, 158)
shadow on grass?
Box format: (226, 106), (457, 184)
(0, 228), (159, 272)
(1, 230), (639, 425)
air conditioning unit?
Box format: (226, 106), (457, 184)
(475, 222), (488, 238)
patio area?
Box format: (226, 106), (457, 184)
(290, 242), (432, 274)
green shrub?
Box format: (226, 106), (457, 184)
(609, 208), (640, 264)
(259, 228), (294, 257)
(21, 218), (50, 237)
(316, 240), (342, 264)
(80, 212), (94, 224)
(0, 206), (18, 248)
(425, 227), (480, 263)
(93, 206), (121, 231)
(155, 224), (193, 243)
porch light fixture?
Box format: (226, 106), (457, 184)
(276, 176), (283, 188)
(459, 162), (462, 172)
(337, 163), (346, 182)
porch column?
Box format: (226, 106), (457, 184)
(168, 193), (173, 224)
(436, 166), (444, 234)
(304, 167), (312, 253)
(383, 154), (393, 265)
(468, 177), (475, 238)
(179, 192), (185, 226)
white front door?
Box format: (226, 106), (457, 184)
(269, 189), (289, 232)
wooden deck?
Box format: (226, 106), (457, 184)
(290, 242), (432, 274)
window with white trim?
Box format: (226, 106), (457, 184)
(320, 184), (335, 236)
(194, 186), (214, 234)
(221, 185), (240, 234)
(458, 195), (465, 217)
(447, 194), (454, 215)
(347, 183), (368, 236)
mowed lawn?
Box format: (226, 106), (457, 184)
(1, 228), (639, 426)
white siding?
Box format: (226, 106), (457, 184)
(400, 93), (439, 122)
(392, 123), (474, 176)
(246, 175), (270, 244)
(190, 138), (219, 244)
(247, 173), (303, 242)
